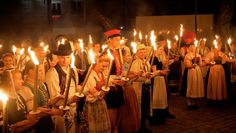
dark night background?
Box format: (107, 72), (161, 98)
(0, 0), (235, 52)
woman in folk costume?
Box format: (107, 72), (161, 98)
(205, 41), (236, 105)
(103, 29), (125, 133)
(79, 54), (111, 133)
(118, 43), (140, 132)
(179, 32), (195, 92)
(46, 41), (80, 133)
(180, 42), (205, 110)
(149, 46), (173, 125)
(131, 44), (152, 132)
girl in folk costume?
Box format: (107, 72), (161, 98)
(79, 55), (111, 133)
(180, 43), (205, 110)
(131, 44), (152, 132)
(103, 29), (125, 133)
(118, 44), (140, 132)
(149, 46), (173, 125)
(205, 42), (236, 105)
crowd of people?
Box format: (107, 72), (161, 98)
(0, 28), (236, 133)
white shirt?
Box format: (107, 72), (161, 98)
(46, 66), (79, 106)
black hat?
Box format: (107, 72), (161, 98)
(54, 43), (72, 56)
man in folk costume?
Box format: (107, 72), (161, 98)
(104, 29), (126, 133)
(46, 42), (80, 133)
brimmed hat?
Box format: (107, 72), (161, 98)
(104, 29), (121, 39)
(137, 44), (146, 51)
(54, 43), (72, 56)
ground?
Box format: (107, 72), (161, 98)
(149, 93), (236, 133)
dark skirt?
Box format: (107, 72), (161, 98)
(180, 68), (188, 97)
(105, 85), (125, 109)
(168, 60), (181, 80)
(32, 116), (54, 133)
(77, 97), (86, 123)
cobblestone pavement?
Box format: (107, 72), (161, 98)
(148, 94), (236, 133)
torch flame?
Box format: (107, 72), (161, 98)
(0, 90), (8, 103)
(71, 53), (75, 68)
(78, 39), (84, 52)
(150, 30), (157, 50)
(167, 40), (171, 49)
(57, 41), (60, 46)
(40, 42), (44, 47)
(88, 49), (95, 64)
(133, 29), (137, 37)
(0, 45), (2, 48)
(180, 24), (183, 37)
(194, 40), (198, 47)
(44, 45), (49, 53)
(139, 31), (142, 41)
(61, 38), (65, 44)
(215, 35), (219, 40)
(120, 39), (125, 45)
(89, 35), (93, 44)
(203, 38), (207, 42)
(175, 35), (179, 41)
(131, 42), (137, 54)
(213, 40), (218, 49)
(13, 45), (17, 54)
(28, 47), (39, 65)
(107, 49), (114, 60)
(102, 45), (108, 52)
(19, 48), (25, 55)
(228, 38), (232, 45)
